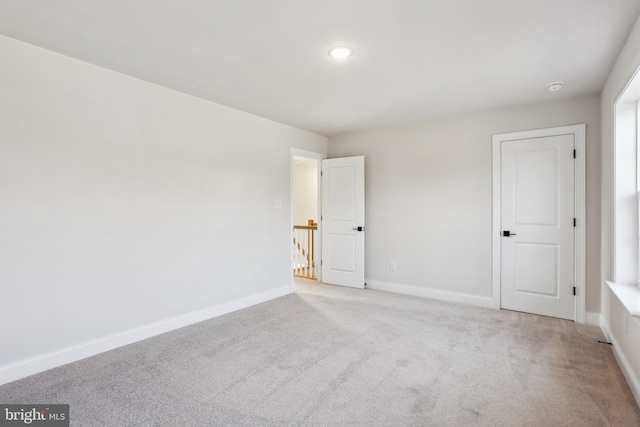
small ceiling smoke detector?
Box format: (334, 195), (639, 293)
(546, 82), (564, 92)
(328, 46), (353, 59)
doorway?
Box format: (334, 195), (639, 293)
(290, 149), (325, 289)
(293, 156), (319, 280)
(290, 149), (367, 290)
(492, 125), (586, 322)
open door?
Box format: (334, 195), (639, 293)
(321, 156), (365, 288)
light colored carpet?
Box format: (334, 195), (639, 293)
(1, 279), (639, 426)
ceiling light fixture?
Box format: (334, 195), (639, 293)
(546, 82), (564, 92)
(328, 46), (353, 59)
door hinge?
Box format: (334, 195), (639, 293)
(573, 286), (576, 296)
(321, 171), (323, 176)
(321, 260), (323, 266)
(573, 218), (576, 227)
(573, 149), (576, 159)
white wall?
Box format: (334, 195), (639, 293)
(0, 36), (327, 378)
(293, 162), (317, 226)
(600, 15), (640, 405)
(328, 94), (601, 310)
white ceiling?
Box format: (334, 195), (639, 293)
(1, 0), (639, 136)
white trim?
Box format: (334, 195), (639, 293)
(290, 148), (326, 287)
(611, 99), (618, 284)
(0, 285), (291, 386)
(600, 318), (640, 408)
(366, 280), (494, 308)
(574, 124), (587, 323)
(491, 136), (503, 310)
(290, 148), (326, 160)
(607, 280), (640, 318)
(491, 124), (587, 323)
(585, 311), (601, 326)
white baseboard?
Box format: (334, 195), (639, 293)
(585, 311), (601, 326)
(0, 285), (291, 386)
(600, 318), (640, 408)
(366, 280), (494, 308)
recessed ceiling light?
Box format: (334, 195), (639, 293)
(328, 46), (353, 59)
(546, 82), (564, 92)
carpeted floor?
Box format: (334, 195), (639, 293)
(1, 279), (639, 426)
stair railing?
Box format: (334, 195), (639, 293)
(293, 220), (318, 279)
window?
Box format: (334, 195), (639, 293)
(608, 68), (640, 320)
(613, 75), (640, 286)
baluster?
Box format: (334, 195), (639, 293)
(311, 226), (316, 278)
(297, 228), (303, 276)
(293, 228), (300, 276)
(293, 224), (318, 279)
(306, 230), (311, 277)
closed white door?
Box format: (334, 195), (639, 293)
(500, 135), (575, 320)
(321, 156), (365, 288)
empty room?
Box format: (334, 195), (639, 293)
(2, 1), (640, 425)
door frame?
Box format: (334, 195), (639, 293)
(290, 148), (326, 290)
(491, 124), (586, 322)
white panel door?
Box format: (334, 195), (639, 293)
(500, 135), (575, 320)
(321, 156), (365, 288)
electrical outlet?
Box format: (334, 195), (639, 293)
(275, 199), (282, 209)
(390, 261), (397, 271)
(252, 269), (259, 279)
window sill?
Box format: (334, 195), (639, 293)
(606, 281), (640, 319)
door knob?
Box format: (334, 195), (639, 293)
(502, 230), (516, 237)
(352, 226), (365, 232)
